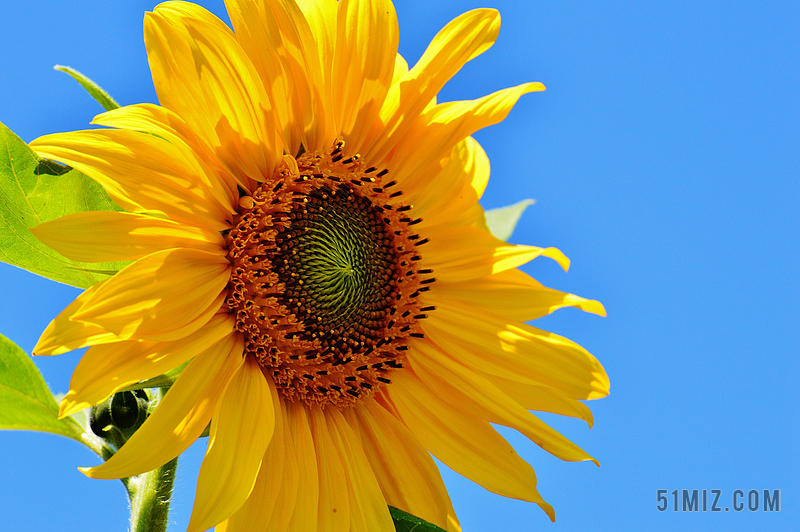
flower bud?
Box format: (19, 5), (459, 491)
(89, 399), (113, 437)
(89, 389), (149, 440)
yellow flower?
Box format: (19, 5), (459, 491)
(30, 1), (609, 531)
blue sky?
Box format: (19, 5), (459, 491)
(1, 1), (798, 531)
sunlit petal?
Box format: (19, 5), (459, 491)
(32, 211), (224, 263)
(71, 248), (229, 341)
(187, 357), (276, 532)
(81, 334), (244, 479)
(59, 313), (235, 417)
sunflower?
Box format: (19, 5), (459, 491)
(30, 0), (609, 531)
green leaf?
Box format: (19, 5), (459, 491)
(118, 360), (190, 394)
(54, 65), (120, 112)
(389, 506), (447, 532)
(484, 198), (536, 241)
(0, 120), (128, 288)
(0, 334), (83, 440)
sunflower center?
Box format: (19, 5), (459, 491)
(224, 142), (433, 407)
(279, 183), (395, 338)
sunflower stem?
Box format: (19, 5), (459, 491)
(124, 387), (177, 532)
(127, 456), (178, 532)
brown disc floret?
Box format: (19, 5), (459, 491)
(224, 141), (434, 407)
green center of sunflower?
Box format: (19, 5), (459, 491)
(278, 184), (398, 342)
(224, 142), (434, 407)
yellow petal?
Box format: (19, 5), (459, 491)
(59, 313), (235, 418)
(422, 293), (610, 400)
(227, 0), (332, 153)
(187, 357), (276, 532)
(31, 129), (232, 231)
(435, 268), (606, 322)
(366, 8), (501, 164)
(71, 248), (229, 341)
(226, 0), (291, 147)
(351, 399), (459, 532)
(409, 341), (598, 464)
(285, 403), (320, 532)
(145, 1), (282, 181)
(33, 280), (122, 356)
(220, 400), (299, 532)
(489, 375), (595, 428)
(32, 211), (224, 263)
(390, 83), (543, 193)
(309, 407), (350, 532)
(384, 375), (555, 521)
(91, 103), (238, 205)
(81, 333), (244, 479)
(294, 0), (338, 90)
(411, 136), (489, 230)
(391, 53), (409, 86)
(422, 224), (569, 283)
(332, 0), (398, 152)
(327, 408), (394, 532)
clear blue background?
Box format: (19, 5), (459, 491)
(1, 0), (797, 531)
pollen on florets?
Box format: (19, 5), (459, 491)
(224, 141), (434, 407)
